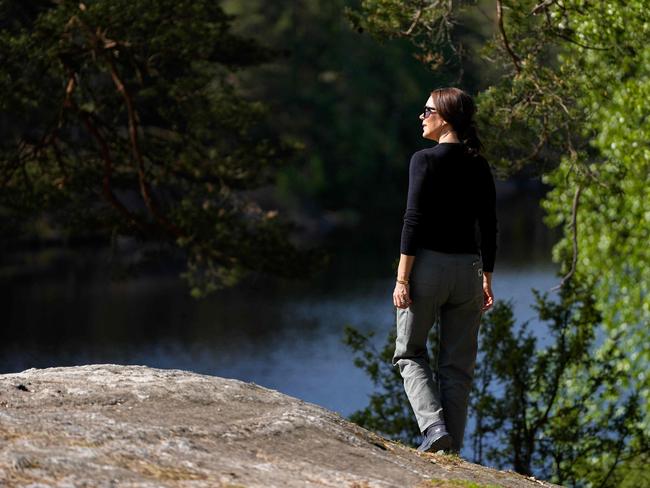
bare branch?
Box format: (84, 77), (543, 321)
(402, 4), (424, 36)
(531, 0), (557, 15)
(551, 184), (582, 291)
(549, 29), (612, 51)
(596, 436), (626, 488)
(513, 131), (549, 168)
(496, 0), (522, 74)
(531, 306), (570, 433)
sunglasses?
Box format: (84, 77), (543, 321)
(423, 106), (438, 118)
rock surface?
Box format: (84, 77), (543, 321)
(0, 364), (560, 487)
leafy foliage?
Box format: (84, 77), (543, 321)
(0, 0), (322, 296)
(344, 0), (650, 484)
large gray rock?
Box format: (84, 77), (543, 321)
(0, 364), (560, 487)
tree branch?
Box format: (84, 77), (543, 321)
(551, 184), (582, 291)
(0, 138), (28, 188)
(62, 69), (150, 234)
(60, 14), (233, 266)
(103, 51), (184, 239)
(531, 0), (557, 16)
(496, 0), (522, 74)
(65, 16), (183, 239)
(531, 308), (569, 433)
(597, 436), (625, 488)
(402, 3), (424, 36)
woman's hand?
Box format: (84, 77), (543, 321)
(481, 271), (494, 312)
(393, 282), (413, 309)
(394, 254), (415, 309)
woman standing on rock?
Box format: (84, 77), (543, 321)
(392, 87), (497, 455)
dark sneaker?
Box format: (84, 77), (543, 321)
(416, 424), (454, 453)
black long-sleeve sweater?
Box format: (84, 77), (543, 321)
(400, 143), (498, 272)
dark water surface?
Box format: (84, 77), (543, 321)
(3, 254), (558, 413)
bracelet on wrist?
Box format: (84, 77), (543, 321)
(396, 279), (409, 285)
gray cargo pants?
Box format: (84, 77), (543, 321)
(392, 248), (484, 452)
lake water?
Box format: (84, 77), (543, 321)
(3, 252), (559, 413)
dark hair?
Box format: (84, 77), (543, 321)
(430, 87), (483, 156)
